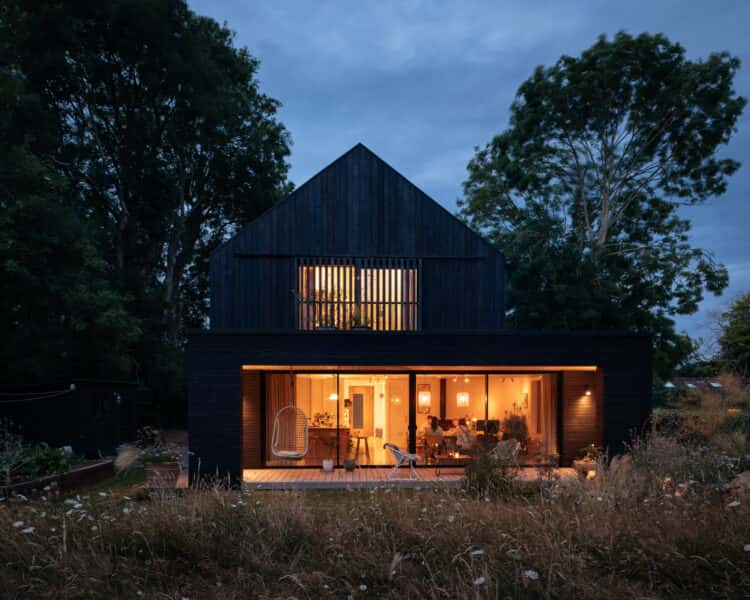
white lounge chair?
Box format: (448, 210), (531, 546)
(383, 443), (421, 480)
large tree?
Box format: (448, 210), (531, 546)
(3, 1), (291, 411)
(719, 293), (750, 376)
(0, 67), (140, 382)
(460, 32), (745, 378)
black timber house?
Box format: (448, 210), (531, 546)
(188, 144), (652, 480)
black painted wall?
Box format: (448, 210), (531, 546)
(187, 331), (652, 479)
(209, 144), (505, 331)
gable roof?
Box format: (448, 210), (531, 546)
(214, 143), (503, 260)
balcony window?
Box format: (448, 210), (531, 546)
(296, 258), (420, 331)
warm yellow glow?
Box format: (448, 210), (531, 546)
(327, 393), (338, 401)
(586, 469), (597, 480)
(391, 396), (401, 404)
(418, 391), (431, 407)
(242, 365), (598, 372)
(728, 407), (741, 414)
(463, 376), (469, 383)
(456, 392), (470, 407)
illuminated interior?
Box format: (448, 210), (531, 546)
(261, 369), (568, 467)
(296, 259), (419, 331)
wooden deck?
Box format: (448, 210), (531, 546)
(242, 467), (577, 490)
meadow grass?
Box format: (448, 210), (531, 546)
(1, 436), (749, 600)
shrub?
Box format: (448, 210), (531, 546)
(627, 432), (741, 491)
(463, 446), (518, 497)
(0, 419), (28, 485)
(26, 445), (75, 478)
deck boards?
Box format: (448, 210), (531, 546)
(242, 467), (577, 490)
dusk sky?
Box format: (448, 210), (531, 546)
(191, 0), (750, 346)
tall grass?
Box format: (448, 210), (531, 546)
(1, 428), (749, 598)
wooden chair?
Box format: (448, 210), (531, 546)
(423, 434), (444, 462)
(352, 429), (370, 459)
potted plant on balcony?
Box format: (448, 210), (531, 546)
(349, 306), (372, 331)
(573, 443), (603, 479)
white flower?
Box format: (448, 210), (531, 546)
(523, 569), (540, 580)
(744, 544), (750, 552)
(359, 584), (367, 591)
(21, 527), (34, 534)
(123, 507), (131, 514)
(727, 500), (741, 509)
(473, 576), (486, 586)
(447, 515), (455, 523)
(596, 497), (603, 502)
(470, 549), (484, 556)
(99, 492), (107, 497)
(12, 521), (24, 528)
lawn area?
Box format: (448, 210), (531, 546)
(1, 443), (749, 600)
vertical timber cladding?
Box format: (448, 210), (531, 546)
(560, 371), (602, 464)
(240, 371), (262, 468)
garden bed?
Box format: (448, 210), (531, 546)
(0, 459), (114, 498)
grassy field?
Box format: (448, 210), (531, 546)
(1, 437), (749, 599)
(2, 377), (749, 599)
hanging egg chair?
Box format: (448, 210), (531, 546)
(271, 404), (309, 459)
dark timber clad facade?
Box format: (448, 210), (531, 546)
(188, 144), (652, 480)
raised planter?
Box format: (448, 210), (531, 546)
(0, 459), (115, 498)
(144, 461), (181, 489)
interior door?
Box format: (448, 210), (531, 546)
(349, 386), (374, 436)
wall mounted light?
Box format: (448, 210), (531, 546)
(328, 393), (338, 401)
(456, 392), (470, 408)
(417, 383), (431, 413)
(463, 376), (469, 383)
(584, 385), (592, 397)
(391, 396), (401, 404)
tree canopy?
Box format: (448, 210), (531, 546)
(460, 32), (745, 378)
(0, 1), (291, 416)
(719, 293), (750, 376)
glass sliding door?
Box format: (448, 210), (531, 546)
(337, 374), (409, 465)
(488, 374), (558, 463)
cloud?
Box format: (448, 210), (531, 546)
(191, 0), (750, 340)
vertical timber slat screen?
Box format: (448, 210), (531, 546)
(296, 258), (419, 331)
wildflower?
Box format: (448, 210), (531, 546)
(447, 515), (455, 523)
(21, 527), (34, 534)
(596, 497), (603, 502)
(12, 521), (24, 528)
(359, 584), (367, 591)
(523, 569), (540, 580)
(727, 500), (741, 509)
(473, 576), (486, 586)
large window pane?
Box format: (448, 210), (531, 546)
(488, 374), (558, 463)
(337, 374), (409, 465)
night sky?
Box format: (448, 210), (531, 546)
(191, 0), (750, 344)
